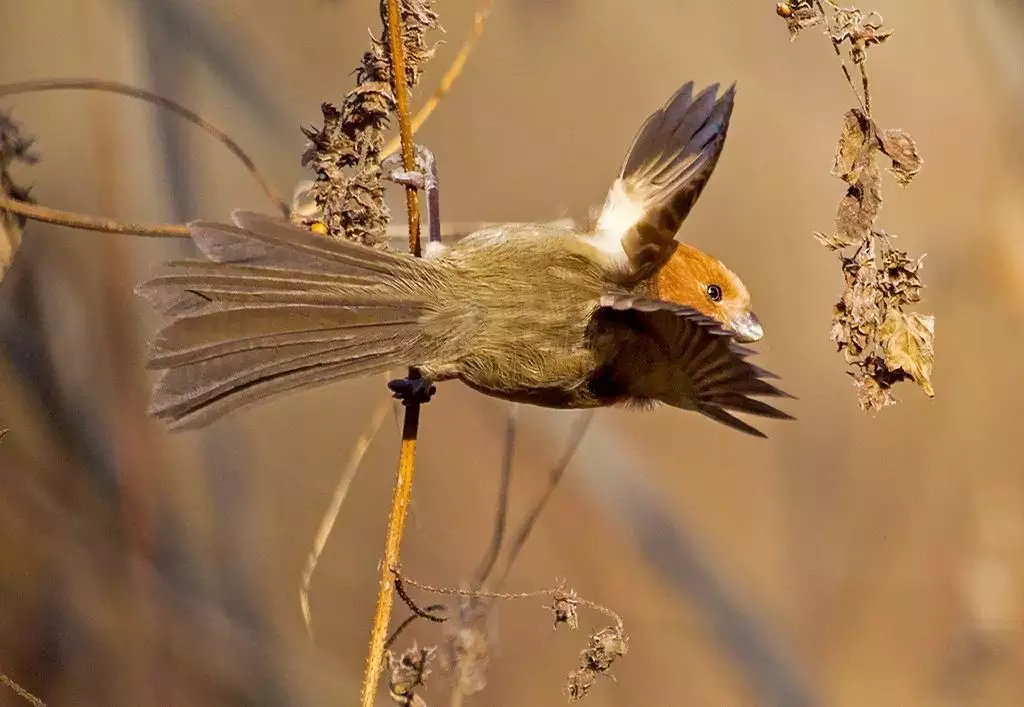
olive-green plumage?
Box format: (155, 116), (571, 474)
(136, 80), (793, 435)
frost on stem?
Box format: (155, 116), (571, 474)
(299, 0), (439, 247)
(0, 110), (37, 280)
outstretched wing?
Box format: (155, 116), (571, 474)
(589, 81), (736, 280)
(597, 293), (792, 438)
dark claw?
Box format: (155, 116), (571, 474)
(387, 376), (437, 405)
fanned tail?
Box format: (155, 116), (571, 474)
(136, 210), (440, 430)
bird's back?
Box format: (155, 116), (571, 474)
(422, 223), (621, 405)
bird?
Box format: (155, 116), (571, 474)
(136, 80), (793, 436)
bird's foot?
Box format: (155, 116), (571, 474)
(387, 375), (437, 406)
(381, 144), (442, 249)
(381, 144), (437, 192)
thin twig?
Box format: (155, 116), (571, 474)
(395, 574), (448, 623)
(397, 570), (624, 631)
(813, 1), (866, 113)
(0, 193), (515, 241)
(473, 403), (518, 587)
(0, 78), (288, 216)
(384, 603), (447, 650)
(300, 391), (392, 639)
(1, 672), (45, 707)
(495, 410), (594, 589)
(359, 0), (428, 703)
(0, 195), (188, 236)
(381, 0), (494, 160)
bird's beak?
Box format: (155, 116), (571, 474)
(731, 311), (764, 343)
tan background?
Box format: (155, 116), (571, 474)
(1, 1), (1022, 705)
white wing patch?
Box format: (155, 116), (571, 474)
(590, 178), (643, 266)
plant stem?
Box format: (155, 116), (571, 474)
(358, 0), (424, 704)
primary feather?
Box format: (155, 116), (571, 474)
(591, 81), (736, 280)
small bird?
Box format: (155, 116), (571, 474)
(137, 80), (793, 435)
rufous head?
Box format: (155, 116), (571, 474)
(652, 243), (763, 343)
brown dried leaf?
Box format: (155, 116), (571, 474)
(878, 128), (923, 186)
(814, 231), (854, 251)
(832, 109), (875, 184)
(854, 372), (898, 412)
(1, 111), (37, 282)
(0, 208), (22, 281)
(880, 310), (936, 397)
(878, 244), (924, 306)
(835, 159), (882, 246)
(831, 9), (893, 63)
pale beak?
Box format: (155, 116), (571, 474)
(731, 311), (764, 343)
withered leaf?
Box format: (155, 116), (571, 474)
(814, 231), (855, 251)
(854, 372), (898, 412)
(832, 109), (876, 184)
(879, 309), (935, 397)
(835, 159), (883, 245)
(0, 208), (23, 282)
(878, 128), (923, 187)
(831, 9), (893, 63)
(1, 111), (37, 283)
(878, 244), (924, 306)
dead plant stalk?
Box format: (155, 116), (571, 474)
(359, 0), (426, 704)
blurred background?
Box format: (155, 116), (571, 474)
(1, 0), (1022, 705)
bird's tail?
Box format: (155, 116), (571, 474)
(136, 210), (442, 430)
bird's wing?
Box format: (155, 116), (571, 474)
(588, 82), (736, 280)
(597, 293), (792, 438)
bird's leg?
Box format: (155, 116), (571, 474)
(381, 144), (444, 255)
(386, 362), (461, 406)
(387, 372), (437, 406)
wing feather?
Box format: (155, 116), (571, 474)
(590, 82), (737, 279)
(597, 295), (793, 437)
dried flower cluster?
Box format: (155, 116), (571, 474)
(299, 0), (439, 247)
(388, 644), (436, 707)
(781, 3), (935, 410)
(0, 110), (37, 280)
(565, 626), (629, 701)
(387, 572), (628, 703)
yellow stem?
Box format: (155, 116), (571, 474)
(358, 0), (425, 704)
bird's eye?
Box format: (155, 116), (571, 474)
(706, 284), (723, 302)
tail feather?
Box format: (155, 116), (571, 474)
(137, 261), (380, 316)
(148, 318), (419, 368)
(152, 349), (408, 430)
(150, 336), (408, 420)
(187, 209), (424, 278)
(138, 212), (443, 429)
(150, 302), (424, 357)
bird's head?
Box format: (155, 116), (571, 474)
(652, 243), (763, 343)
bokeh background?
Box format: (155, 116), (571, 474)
(2, 1), (1023, 705)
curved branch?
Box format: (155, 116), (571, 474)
(0, 78), (289, 216)
(0, 195), (188, 237)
